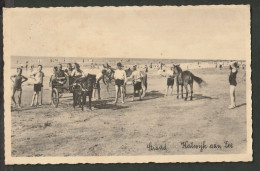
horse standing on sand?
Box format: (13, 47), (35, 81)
(173, 64), (206, 101)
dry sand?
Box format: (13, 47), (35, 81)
(10, 67), (247, 156)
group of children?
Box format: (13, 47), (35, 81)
(11, 61), (240, 110)
(11, 65), (44, 108)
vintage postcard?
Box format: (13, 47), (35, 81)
(3, 5), (252, 164)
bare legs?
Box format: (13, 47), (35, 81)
(31, 91), (39, 106)
(12, 89), (22, 108)
(114, 85), (125, 104)
(165, 86), (173, 96)
(229, 85), (236, 109)
(93, 87), (101, 100)
(133, 89), (141, 101)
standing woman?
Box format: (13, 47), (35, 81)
(228, 62), (239, 109)
(113, 62), (127, 104)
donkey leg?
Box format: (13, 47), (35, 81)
(89, 91), (92, 110)
(73, 92), (76, 109)
(190, 83), (193, 101)
(184, 85), (188, 101)
(181, 85), (184, 99)
(177, 84), (179, 99)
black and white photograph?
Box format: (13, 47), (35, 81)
(3, 6), (251, 164)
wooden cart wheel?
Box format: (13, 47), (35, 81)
(52, 88), (59, 108)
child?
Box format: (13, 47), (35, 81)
(161, 67), (175, 96)
(113, 62), (127, 104)
(228, 62), (239, 109)
(30, 65), (45, 106)
(128, 65), (144, 101)
(93, 69), (107, 100)
(49, 66), (57, 104)
(10, 68), (28, 108)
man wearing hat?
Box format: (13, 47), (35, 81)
(228, 61), (239, 109)
(113, 62), (127, 104)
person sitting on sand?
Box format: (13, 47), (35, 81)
(71, 63), (85, 77)
(228, 62), (239, 109)
(64, 63), (73, 76)
(30, 65), (45, 107)
(10, 68), (28, 108)
(128, 65), (144, 101)
(113, 62), (127, 104)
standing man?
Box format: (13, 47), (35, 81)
(113, 62), (127, 104)
(30, 65), (45, 106)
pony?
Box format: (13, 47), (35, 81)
(173, 64), (206, 101)
(71, 74), (96, 110)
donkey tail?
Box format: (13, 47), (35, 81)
(191, 73), (207, 87)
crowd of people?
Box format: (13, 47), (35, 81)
(11, 61), (240, 110)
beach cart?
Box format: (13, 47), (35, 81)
(51, 76), (76, 107)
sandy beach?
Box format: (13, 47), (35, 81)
(10, 66), (247, 156)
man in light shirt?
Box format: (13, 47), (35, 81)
(113, 62), (127, 104)
(128, 65), (144, 101)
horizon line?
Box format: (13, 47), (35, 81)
(11, 56), (245, 61)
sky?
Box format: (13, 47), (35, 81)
(4, 6), (250, 60)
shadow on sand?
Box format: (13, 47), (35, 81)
(139, 90), (165, 102)
(192, 94), (218, 101)
(235, 103), (246, 108)
(92, 99), (129, 110)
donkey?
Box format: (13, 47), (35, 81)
(72, 74), (96, 110)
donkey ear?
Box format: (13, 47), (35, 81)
(177, 64), (180, 67)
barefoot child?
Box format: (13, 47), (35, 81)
(160, 66), (175, 96)
(93, 69), (107, 100)
(30, 65), (45, 106)
(128, 65), (144, 101)
(113, 62), (127, 104)
(165, 67), (175, 96)
(228, 62), (239, 109)
(10, 68), (28, 108)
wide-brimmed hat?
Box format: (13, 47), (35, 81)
(117, 62), (123, 67)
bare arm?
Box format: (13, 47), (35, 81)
(10, 75), (15, 82)
(22, 76), (28, 83)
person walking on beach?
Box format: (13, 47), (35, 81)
(10, 68), (28, 108)
(113, 62), (127, 104)
(228, 62), (239, 109)
(30, 65), (45, 106)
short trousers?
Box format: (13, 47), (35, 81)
(13, 87), (22, 91)
(134, 82), (142, 91)
(115, 79), (124, 87)
(94, 81), (100, 89)
(34, 84), (42, 92)
(167, 78), (174, 86)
